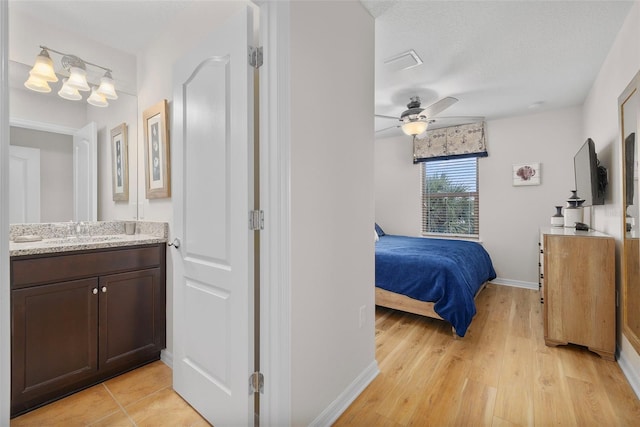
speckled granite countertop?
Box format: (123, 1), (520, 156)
(10, 221), (168, 257)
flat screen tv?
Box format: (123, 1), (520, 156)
(574, 138), (607, 206)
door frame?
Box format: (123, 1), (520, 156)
(1, 0), (11, 422)
(257, 1), (291, 425)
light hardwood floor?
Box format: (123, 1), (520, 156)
(10, 361), (209, 427)
(9, 284), (640, 426)
(335, 283), (640, 426)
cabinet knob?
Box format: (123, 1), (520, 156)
(92, 288), (98, 295)
(101, 286), (107, 293)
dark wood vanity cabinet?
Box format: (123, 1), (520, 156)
(10, 244), (166, 417)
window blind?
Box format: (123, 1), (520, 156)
(421, 157), (479, 237)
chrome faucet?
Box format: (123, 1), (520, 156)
(68, 221), (87, 237)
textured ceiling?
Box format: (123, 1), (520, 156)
(9, 0), (636, 137)
(368, 0), (635, 135)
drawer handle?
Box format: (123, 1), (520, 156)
(92, 288), (98, 295)
(102, 286), (107, 293)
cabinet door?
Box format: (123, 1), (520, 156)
(12, 278), (99, 414)
(98, 268), (165, 372)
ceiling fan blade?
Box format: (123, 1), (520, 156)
(430, 115), (485, 123)
(376, 124), (400, 133)
(428, 116), (485, 130)
(418, 96), (458, 118)
(375, 114), (400, 120)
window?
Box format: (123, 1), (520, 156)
(421, 157), (479, 237)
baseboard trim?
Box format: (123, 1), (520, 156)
(309, 360), (379, 427)
(160, 349), (173, 369)
(491, 277), (538, 290)
(618, 347), (640, 399)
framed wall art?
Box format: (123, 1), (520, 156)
(513, 162), (541, 186)
(111, 122), (129, 201)
(143, 99), (171, 199)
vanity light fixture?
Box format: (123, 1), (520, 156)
(24, 46), (117, 106)
(57, 78), (82, 101)
(87, 87), (108, 107)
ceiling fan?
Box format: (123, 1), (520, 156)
(376, 96), (477, 136)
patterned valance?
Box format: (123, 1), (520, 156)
(413, 121), (488, 163)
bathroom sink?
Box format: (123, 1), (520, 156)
(46, 235), (127, 244)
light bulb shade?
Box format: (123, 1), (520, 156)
(24, 74), (52, 93)
(58, 79), (82, 101)
(96, 73), (118, 100)
(66, 66), (90, 91)
(29, 50), (58, 82)
(401, 120), (428, 136)
(87, 87), (108, 107)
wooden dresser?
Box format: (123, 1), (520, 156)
(539, 228), (615, 360)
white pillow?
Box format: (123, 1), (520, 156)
(374, 229), (379, 242)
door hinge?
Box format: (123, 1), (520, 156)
(249, 46), (263, 68)
(249, 371), (264, 394)
(249, 210), (264, 231)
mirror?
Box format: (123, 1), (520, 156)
(9, 2), (138, 223)
(620, 70), (640, 354)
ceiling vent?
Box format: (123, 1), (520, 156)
(383, 49), (423, 71)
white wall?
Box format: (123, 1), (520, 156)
(582, 1), (640, 396)
(482, 108), (583, 285)
(88, 93), (138, 222)
(375, 106), (583, 286)
(289, 1), (376, 424)
(9, 83), (87, 129)
(375, 136), (421, 236)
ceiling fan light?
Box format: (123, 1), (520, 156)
(96, 72), (118, 99)
(29, 49), (58, 82)
(401, 120), (428, 136)
(24, 74), (52, 93)
(66, 66), (90, 91)
(87, 87), (109, 107)
(58, 78), (82, 101)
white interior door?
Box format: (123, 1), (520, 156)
(73, 122), (97, 222)
(172, 6), (255, 426)
(9, 145), (40, 223)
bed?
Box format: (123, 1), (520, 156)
(374, 228), (496, 337)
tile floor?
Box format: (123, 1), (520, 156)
(11, 361), (210, 427)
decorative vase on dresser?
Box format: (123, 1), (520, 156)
(550, 206), (564, 227)
(563, 190), (585, 227)
(539, 227), (615, 360)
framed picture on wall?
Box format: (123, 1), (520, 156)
(512, 162), (541, 186)
(111, 123), (129, 201)
(143, 99), (171, 199)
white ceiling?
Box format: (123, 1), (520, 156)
(367, 0), (635, 135)
(9, 0), (190, 55)
(9, 0), (636, 136)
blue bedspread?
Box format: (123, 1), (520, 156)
(375, 235), (496, 336)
